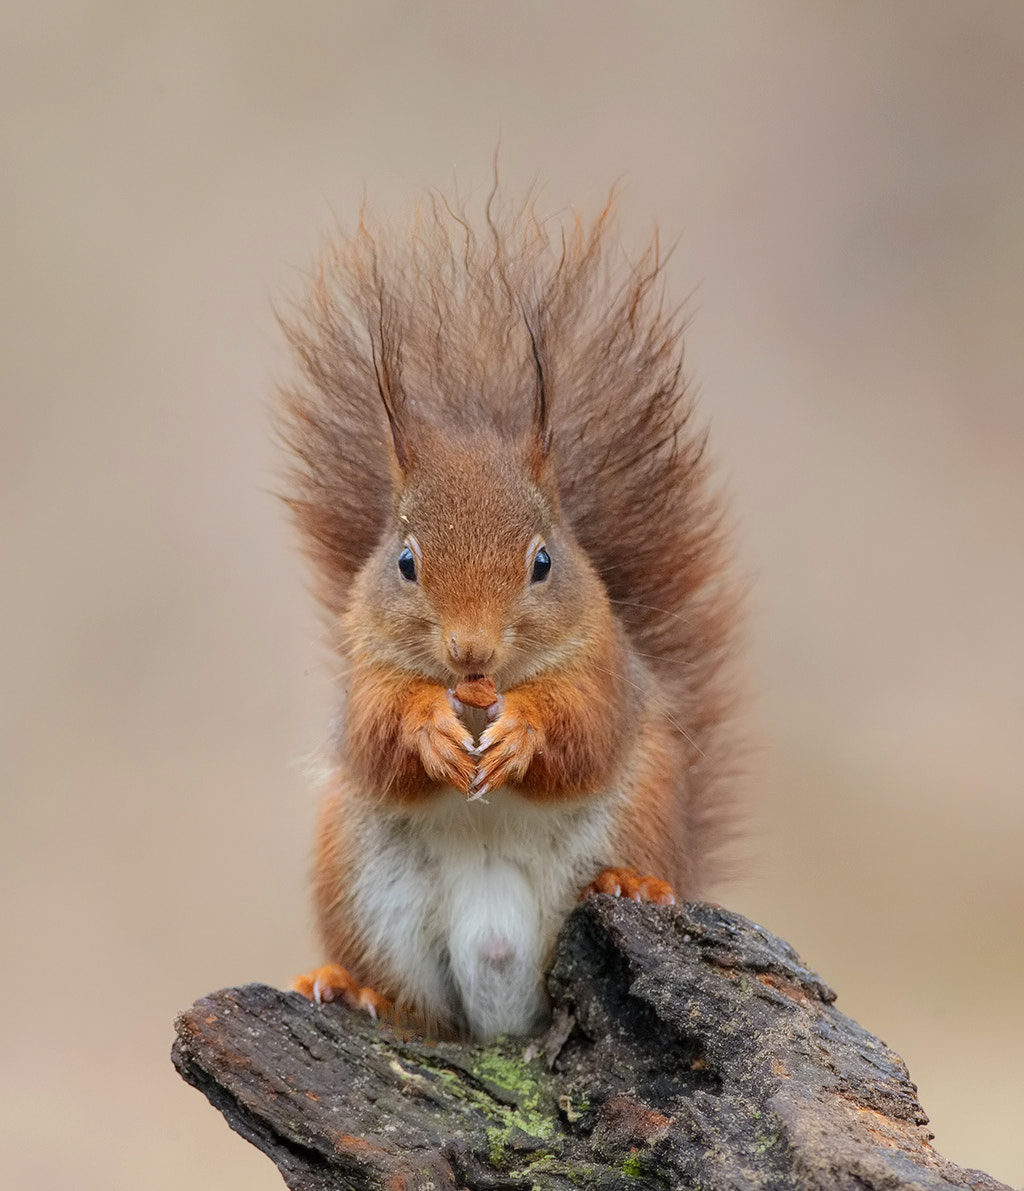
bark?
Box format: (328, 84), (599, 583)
(172, 898), (1009, 1190)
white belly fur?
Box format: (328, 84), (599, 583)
(348, 786), (617, 1040)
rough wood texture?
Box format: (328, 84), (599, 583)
(172, 899), (1009, 1190)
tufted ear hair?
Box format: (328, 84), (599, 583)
(522, 314), (553, 488)
(368, 297), (413, 479)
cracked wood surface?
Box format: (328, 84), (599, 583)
(172, 899), (1010, 1190)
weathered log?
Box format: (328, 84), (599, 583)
(172, 898), (1009, 1190)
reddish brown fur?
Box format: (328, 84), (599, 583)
(479, 637), (631, 800)
(343, 663), (477, 801)
(281, 190), (742, 1029)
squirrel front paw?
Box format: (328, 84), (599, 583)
(403, 692), (477, 794)
(469, 695), (542, 799)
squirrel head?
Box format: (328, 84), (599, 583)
(346, 415), (608, 689)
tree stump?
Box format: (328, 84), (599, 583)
(172, 898), (1009, 1190)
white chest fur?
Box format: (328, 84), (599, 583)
(349, 787), (616, 1040)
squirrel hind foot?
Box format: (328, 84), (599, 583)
(581, 867), (676, 906)
(293, 964), (389, 1019)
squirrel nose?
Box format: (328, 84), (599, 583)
(446, 631), (496, 675)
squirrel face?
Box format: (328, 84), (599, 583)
(347, 425), (604, 688)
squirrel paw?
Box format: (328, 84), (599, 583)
(407, 695), (477, 793)
(581, 867), (676, 906)
(470, 701), (539, 798)
(293, 964), (389, 1018)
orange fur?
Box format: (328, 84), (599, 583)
(479, 646), (629, 801)
(308, 786), (366, 978)
(582, 868), (676, 906)
(344, 661), (477, 802)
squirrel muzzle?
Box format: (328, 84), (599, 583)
(444, 627), (498, 677)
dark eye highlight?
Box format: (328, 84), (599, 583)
(531, 547), (551, 583)
(398, 546), (417, 582)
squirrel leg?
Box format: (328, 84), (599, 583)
(581, 866), (676, 906)
(293, 964), (391, 1018)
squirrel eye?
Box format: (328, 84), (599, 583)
(531, 547), (551, 583)
(398, 546), (417, 582)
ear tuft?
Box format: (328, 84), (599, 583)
(369, 294), (413, 475)
(523, 314), (552, 482)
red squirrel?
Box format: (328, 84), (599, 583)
(281, 194), (739, 1040)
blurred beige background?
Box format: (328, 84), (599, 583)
(2, 3), (1022, 1188)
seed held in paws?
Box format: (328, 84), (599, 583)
(453, 674), (499, 709)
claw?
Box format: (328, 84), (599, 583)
(360, 992), (379, 1020)
(467, 774), (490, 802)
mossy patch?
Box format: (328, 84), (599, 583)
(622, 1149), (643, 1177)
(472, 1044), (556, 1166)
(397, 1038), (557, 1172)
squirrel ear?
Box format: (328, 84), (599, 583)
(369, 308), (413, 476)
(523, 316), (552, 483)
(380, 385), (412, 477)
